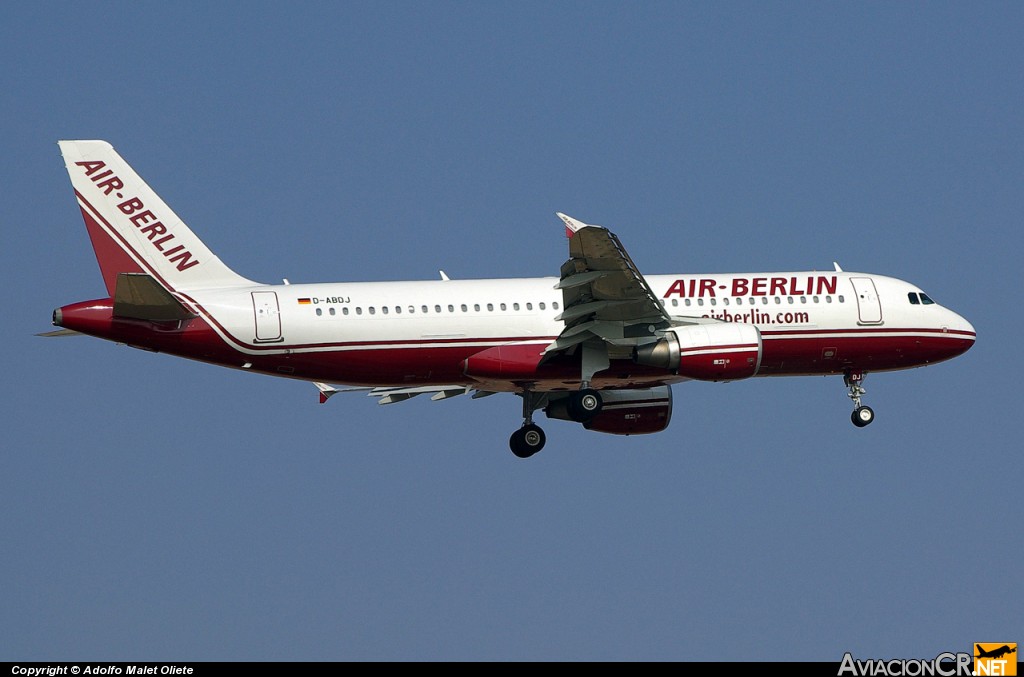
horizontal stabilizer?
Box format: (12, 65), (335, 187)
(113, 273), (195, 321)
(36, 328), (82, 337)
(314, 382), (341, 404)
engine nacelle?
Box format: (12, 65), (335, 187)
(633, 323), (762, 381)
(546, 386), (673, 435)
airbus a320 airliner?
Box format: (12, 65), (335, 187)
(48, 141), (976, 457)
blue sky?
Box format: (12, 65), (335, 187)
(2, 2), (1020, 661)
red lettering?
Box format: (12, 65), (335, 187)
(96, 175), (124, 195)
(817, 276), (837, 294)
(732, 278), (749, 296)
(152, 234), (174, 251)
(789, 276), (805, 295)
(117, 198), (143, 214)
(138, 221), (167, 240)
(167, 249), (200, 271)
(664, 280), (685, 298)
(752, 277), (766, 295)
(699, 279), (716, 297)
(75, 160), (106, 176)
(129, 210), (157, 228)
(770, 277), (786, 295)
(90, 169), (114, 183)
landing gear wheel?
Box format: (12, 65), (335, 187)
(567, 388), (603, 422)
(851, 406), (874, 428)
(509, 424), (546, 458)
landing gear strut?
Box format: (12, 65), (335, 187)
(510, 390), (547, 458)
(844, 370), (875, 428)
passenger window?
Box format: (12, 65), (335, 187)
(316, 308), (322, 316)
(800, 296), (807, 304)
(356, 307), (363, 315)
(486, 303), (493, 311)
(908, 292), (920, 305)
(539, 302), (546, 310)
(500, 303), (507, 311)
(736, 298), (742, 305)
(761, 297), (768, 305)
(434, 305), (440, 313)
(698, 299), (704, 307)
(382, 306), (389, 315)
(813, 295), (819, 303)
(474, 303), (480, 312)
(711, 298), (717, 306)
(671, 299), (678, 307)
(826, 296), (832, 303)
(526, 303), (533, 310)
(838, 295), (845, 303)
(343, 307), (350, 316)
(369, 307), (376, 315)
(553, 301), (559, 309)
(774, 297), (781, 304)
(329, 307), (336, 316)
(447, 304), (454, 313)
(513, 303), (520, 311)
(723, 298), (730, 305)
(749, 297), (755, 305)
(461, 304), (467, 312)
(787, 297), (794, 304)
(685, 299), (692, 307)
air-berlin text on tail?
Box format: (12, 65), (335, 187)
(663, 275), (838, 298)
(74, 160), (200, 272)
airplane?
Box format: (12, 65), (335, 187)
(976, 645), (1017, 660)
(47, 140), (976, 458)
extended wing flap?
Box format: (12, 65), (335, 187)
(368, 384), (477, 405)
(546, 214), (670, 359)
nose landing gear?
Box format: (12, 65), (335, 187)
(845, 370), (874, 427)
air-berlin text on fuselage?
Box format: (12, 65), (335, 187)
(663, 275), (838, 298)
(75, 160), (200, 272)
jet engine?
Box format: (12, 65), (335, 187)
(633, 323), (762, 381)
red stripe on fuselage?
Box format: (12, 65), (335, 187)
(57, 299), (974, 389)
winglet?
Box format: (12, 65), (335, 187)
(556, 212), (596, 239)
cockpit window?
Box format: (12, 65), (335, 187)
(919, 293), (935, 305)
(908, 292), (920, 305)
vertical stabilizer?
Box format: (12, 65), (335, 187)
(58, 140), (255, 294)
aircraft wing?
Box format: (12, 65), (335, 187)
(545, 213), (671, 357)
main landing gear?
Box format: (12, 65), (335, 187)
(844, 370), (875, 428)
(509, 387), (604, 458)
(510, 390), (547, 458)
(567, 387), (602, 423)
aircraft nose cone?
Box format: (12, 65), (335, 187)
(948, 311), (976, 357)
(957, 313), (976, 342)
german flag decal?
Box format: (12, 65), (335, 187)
(298, 298), (312, 305)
